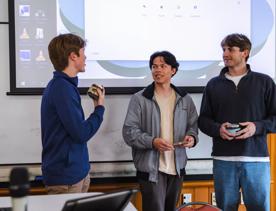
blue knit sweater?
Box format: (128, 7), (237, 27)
(41, 71), (105, 185)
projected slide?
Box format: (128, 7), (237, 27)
(85, 0), (251, 61)
(11, 0), (275, 91)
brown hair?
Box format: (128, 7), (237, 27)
(221, 33), (252, 61)
(48, 33), (86, 71)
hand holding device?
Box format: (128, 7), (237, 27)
(234, 122), (256, 139)
(87, 84), (103, 100)
(220, 122), (236, 140)
(87, 84), (105, 106)
(174, 135), (195, 148)
(223, 123), (251, 140)
(153, 138), (174, 152)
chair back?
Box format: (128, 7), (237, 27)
(176, 201), (222, 211)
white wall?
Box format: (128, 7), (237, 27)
(0, 0), (212, 165)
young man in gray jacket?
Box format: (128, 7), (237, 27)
(123, 51), (198, 211)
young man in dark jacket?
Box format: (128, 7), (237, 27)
(199, 33), (276, 211)
(41, 33), (105, 194)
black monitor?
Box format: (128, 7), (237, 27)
(61, 189), (138, 211)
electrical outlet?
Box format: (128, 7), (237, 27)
(211, 191), (243, 206)
(211, 192), (216, 206)
(182, 193), (192, 204)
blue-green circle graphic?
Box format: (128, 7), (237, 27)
(58, 0), (274, 80)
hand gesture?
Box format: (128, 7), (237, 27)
(235, 122), (256, 139)
(93, 86), (105, 106)
(220, 122), (236, 140)
(180, 135), (195, 148)
(153, 138), (174, 152)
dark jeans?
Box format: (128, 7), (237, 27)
(138, 171), (183, 211)
(213, 159), (270, 211)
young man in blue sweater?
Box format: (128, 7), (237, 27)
(41, 33), (105, 194)
(199, 33), (276, 211)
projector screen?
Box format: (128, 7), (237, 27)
(8, 0), (275, 94)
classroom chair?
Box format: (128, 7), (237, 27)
(176, 201), (222, 211)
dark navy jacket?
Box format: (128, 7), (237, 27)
(199, 65), (276, 157)
(41, 71), (104, 185)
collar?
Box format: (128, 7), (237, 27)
(142, 82), (187, 99)
(53, 70), (78, 87)
(219, 64), (252, 78)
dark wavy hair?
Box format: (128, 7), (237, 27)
(149, 51), (179, 77)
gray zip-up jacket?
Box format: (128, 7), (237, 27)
(122, 83), (198, 182)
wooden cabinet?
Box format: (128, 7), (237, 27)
(178, 180), (246, 211)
